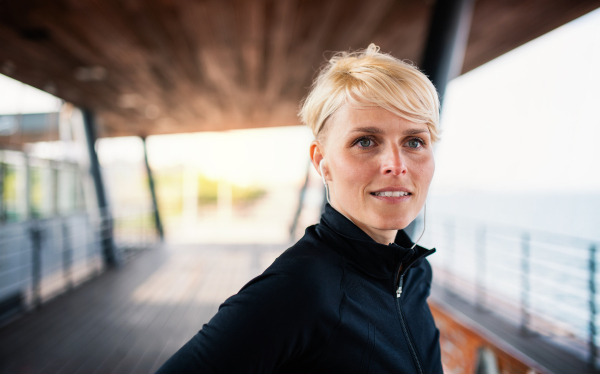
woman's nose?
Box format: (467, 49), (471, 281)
(381, 148), (407, 176)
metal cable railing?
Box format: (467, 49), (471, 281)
(0, 207), (157, 324)
(0, 150), (159, 323)
(421, 217), (600, 367)
(0, 214), (102, 314)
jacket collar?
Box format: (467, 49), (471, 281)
(318, 204), (436, 279)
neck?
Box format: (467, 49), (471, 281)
(329, 202), (397, 245)
(355, 222), (398, 245)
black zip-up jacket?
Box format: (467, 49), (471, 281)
(157, 204), (443, 373)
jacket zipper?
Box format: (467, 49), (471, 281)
(396, 274), (403, 298)
(395, 271), (424, 374)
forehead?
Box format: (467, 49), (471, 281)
(325, 103), (429, 137)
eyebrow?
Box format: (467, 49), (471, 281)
(403, 128), (430, 136)
(350, 126), (430, 136)
(350, 126), (384, 134)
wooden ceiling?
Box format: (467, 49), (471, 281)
(0, 0), (598, 138)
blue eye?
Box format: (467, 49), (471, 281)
(407, 139), (423, 148)
(358, 138), (372, 147)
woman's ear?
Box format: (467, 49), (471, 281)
(310, 140), (326, 178)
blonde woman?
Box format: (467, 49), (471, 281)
(157, 44), (442, 374)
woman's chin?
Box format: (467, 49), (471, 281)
(368, 215), (414, 232)
(365, 208), (417, 230)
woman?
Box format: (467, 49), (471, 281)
(157, 44), (442, 374)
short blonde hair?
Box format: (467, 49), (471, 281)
(299, 44), (440, 143)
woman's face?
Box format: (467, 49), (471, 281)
(310, 104), (435, 245)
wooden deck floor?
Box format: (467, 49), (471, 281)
(0, 243), (286, 374)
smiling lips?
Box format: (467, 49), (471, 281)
(369, 187), (413, 201)
(371, 191), (410, 197)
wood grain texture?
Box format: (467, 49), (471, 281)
(0, 0), (598, 138)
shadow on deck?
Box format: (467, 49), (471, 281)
(0, 243), (286, 374)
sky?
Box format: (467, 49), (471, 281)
(1, 6), (599, 192)
(0, 76), (62, 114)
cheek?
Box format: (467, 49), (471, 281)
(332, 157), (377, 192)
(413, 154), (435, 188)
(425, 157), (435, 183)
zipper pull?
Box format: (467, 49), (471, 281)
(396, 275), (404, 298)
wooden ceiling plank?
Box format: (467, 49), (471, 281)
(237, 0), (266, 95)
(28, 6), (164, 118)
(88, 0), (199, 127)
(189, 0), (249, 122)
(369, 1), (429, 65)
(55, 2), (167, 110)
(463, 0), (600, 73)
(30, 16), (103, 67)
(333, 0), (398, 52)
(136, 0), (203, 93)
(175, 1), (215, 83)
(175, 1), (231, 125)
(85, 0), (200, 127)
(283, 0), (349, 102)
(263, 0), (300, 105)
(1, 0), (599, 138)
(155, 1), (205, 89)
(0, 27), (128, 111)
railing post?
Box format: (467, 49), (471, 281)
(30, 224), (42, 309)
(520, 233), (531, 335)
(476, 226), (486, 311)
(0, 159), (5, 224)
(445, 220), (455, 294)
(589, 244), (597, 368)
(62, 220), (73, 291)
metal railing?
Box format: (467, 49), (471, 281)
(0, 148), (159, 324)
(0, 207), (157, 323)
(421, 217), (600, 367)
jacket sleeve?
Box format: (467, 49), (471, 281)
(155, 268), (338, 373)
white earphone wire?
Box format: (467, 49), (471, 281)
(410, 203), (426, 249)
(319, 160), (331, 205)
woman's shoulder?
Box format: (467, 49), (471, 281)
(238, 225), (344, 308)
(272, 225), (342, 278)
(274, 225), (340, 266)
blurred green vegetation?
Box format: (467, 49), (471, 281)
(29, 167), (46, 219)
(114, 213), (154, 230)
(195, 175), (266, 205)
(154, 169), (266, 217)
(2, 164), (21, 222)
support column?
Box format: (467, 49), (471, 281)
(589, 244), (597, 367)
(141, 136), (164, 241)
(406, 0), (475, 239)
(82, 108), (118, 267)
(420, 0), (476, 107)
